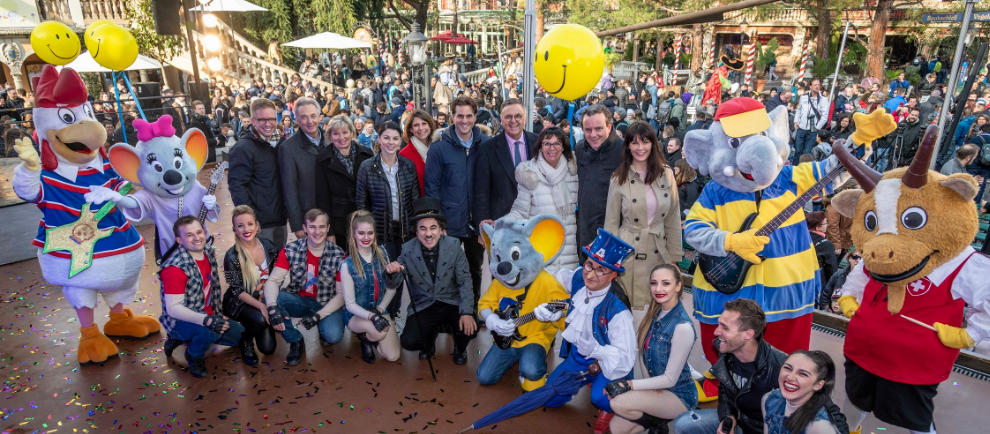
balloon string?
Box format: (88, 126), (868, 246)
(119, 72), (147, 121)
(111, 71), (127, 144)
(567, 102), (575, 149)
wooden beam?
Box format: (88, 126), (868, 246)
(596, 0), (781, 37)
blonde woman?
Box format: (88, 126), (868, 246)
(340, 210), (402, 364)
(315, 114), (374, 245)
(221, 205), (280, 366)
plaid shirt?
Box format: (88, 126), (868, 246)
(282, 239), (345, 304)
(158, 245), (222, 334)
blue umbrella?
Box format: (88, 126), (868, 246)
(460, 365), (598, 432)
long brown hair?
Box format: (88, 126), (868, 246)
(635, 264), (683, 350)
(673, 159), (696, 186)
(347, 210), (389, 280)
(613, 121), (666, 185)
(231, 205), (261, 291)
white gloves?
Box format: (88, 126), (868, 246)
(534, 303), (564, 322)
(485, 314), (516, 337)
(85, 185), (124, 204)
(202, 194), (218, 211)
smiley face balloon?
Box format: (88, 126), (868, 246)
(84, 21), (138, 71)
(30, 21), (81, 65)
(534, 24), (604, 101)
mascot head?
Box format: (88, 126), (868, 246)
(831, 126), (980, 313)
(32, 65), (106, 170)
(107, 115), (207, 197)
(481, 215), (566, 289)
(683, 97), (790, 192)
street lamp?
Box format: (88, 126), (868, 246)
(739, 18), (749, 46)
(403, 23), (432, 111)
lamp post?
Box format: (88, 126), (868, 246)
(403, 23), (431, 111)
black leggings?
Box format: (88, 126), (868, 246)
(232, 304), (277, 355)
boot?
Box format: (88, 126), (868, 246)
(163, 336), (183, 359)
(185, 349), (207, 378)
(286, 340), (303, 366)
(239, 336), (258, 366)
(593, 410), (614, 434)
(104, 308), (160, 339)
(78, 324), (119, 364)
(356, 333), (376, 364)
(452, 349), (467, 365)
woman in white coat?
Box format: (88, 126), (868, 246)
(504, 127), (579, 274)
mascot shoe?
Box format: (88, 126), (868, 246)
(78, 324), (119, 364)
(104, 308), (161, 338)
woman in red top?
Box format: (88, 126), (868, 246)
(398, 109), (436, 194)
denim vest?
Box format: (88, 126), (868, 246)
(642, 301), (698, 410)
(763, 389), (833, 434)
(343, 253), (386, 323)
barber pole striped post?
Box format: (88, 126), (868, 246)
(745, 41), (756, 85)
(672, 35), (683, 70)
(707, 38), (716, 69)
(796, 42), (810, 84)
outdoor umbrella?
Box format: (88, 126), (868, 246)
(445, 35), (478, 45)
(192, 0), (268, 12)
(429, 30), (455, 42)
(459, 363), (600, 432)
(282, 32), (372, 50)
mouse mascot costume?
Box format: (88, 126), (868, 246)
(85, 114), (220, 261)
(832, 126), (990, 434)
(683, 100), (895, 367)
(11, 65), (158, 364)
(477, 215), (570, 392)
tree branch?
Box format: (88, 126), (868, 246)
(388, 0), (412, 29)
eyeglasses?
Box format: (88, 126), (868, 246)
(583, 260), (612, 277)
(254, 117), (277, 124)
(849, 254), (862, 260)
(543, 142), (564, 148)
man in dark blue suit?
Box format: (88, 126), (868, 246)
(472, 98), (537, 230)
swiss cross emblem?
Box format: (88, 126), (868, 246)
(907, 278), (933, 297)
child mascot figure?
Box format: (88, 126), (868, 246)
(682, 99), (894, 398)
(477, 215), (570, 391)
(85, 114), (219, 260)
(832, 126), (990, 434)
(11, 65), (158, 364)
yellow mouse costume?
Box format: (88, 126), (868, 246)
(832, 125), (989, 433)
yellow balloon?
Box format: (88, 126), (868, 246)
(30, 21), (81, 66)
(533, 24), (604, 101)
(84, 21), (138, 71)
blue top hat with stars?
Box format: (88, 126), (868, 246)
(583, 228), (635, 273)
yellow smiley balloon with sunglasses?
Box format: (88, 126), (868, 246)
(533, 24), (604, 101)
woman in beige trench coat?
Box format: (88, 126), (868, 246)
(604, 121), (683, 313)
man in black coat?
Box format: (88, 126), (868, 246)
(575, 104), (624, 258)
(473, 99), (537, 229)
(278, 97), (325, 239)
(228, 98), (287, 249)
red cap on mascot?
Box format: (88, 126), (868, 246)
(714, 97), (770, 138)
(32, 65), (91, 170)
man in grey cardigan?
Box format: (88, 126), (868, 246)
(278, 97), (326, 240)
(389, 197), (478, 365)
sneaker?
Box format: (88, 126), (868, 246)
(452, 350), (467, 365)
(286, 341), (303, 366)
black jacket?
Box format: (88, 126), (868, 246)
(575, 132), (624, 250)
(472, 131), (537, 227)
(811, 231), (838, 288)
(227, 126), (286, 227)
(221, 237), (279, 316)
(712, 339), (787, 434)
(314, 142), (374, 219)
(355, 154), (420, 243)
(896, 120), (924, 167)
(279, 130), (325, 232)
(678, 176), (704, 218)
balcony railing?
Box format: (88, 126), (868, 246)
(79, 0), (129, 25)
(37, 0), (73, 24)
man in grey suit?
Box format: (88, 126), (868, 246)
(279, 97), (326, 240)
(389, 197), (478, 365)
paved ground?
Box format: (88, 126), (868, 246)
(1, 167), (988, 432)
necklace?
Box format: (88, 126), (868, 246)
(585, 289), (607, 304)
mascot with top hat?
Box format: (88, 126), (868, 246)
(11, 64), (159, 365)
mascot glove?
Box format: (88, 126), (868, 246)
(300, 313), (321, 330)
(934, 322), (975, 349)
(534, 303), (564, 322)
(14, 138), (40, 171)
(85, 186), (124, 204)
(724, 228), (770, 264)
(849, 109), (898, 146)
(202, 194), (218, 211)
(485, 314), (516, 337)
(837, 295), (859, 318)
(605, 380), (632, 399)
(202, 315), (227, 334)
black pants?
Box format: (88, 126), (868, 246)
(457, 236), (485, 313)
(400, 302), (477, 354)
(231, 304), (277, 355)
(382, 237), (403, 317)
(331, 215), (350, 250)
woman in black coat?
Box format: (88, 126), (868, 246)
(674, 159), (704, 219)
(355, 121), (420, 260)
(222, 205), (281, 365)
(315, 114), (374, 246)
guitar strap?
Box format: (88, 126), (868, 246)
(754, 189), (764, 212)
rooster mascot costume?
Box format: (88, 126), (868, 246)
(832, 126), (990, 434)
(11, 65), (158, 365)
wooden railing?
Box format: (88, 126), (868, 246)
(37, 0), (74, 24)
